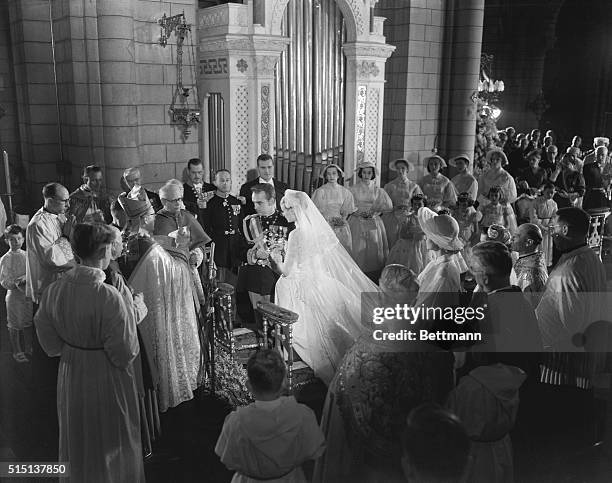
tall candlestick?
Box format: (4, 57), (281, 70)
(2, 150), (10, 195)
(2, 150), (12, 223)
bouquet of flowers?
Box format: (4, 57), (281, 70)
(359, 210), (374, 219)
(329, 216), (347, 228)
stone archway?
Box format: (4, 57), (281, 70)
(269, 0), (368, 42)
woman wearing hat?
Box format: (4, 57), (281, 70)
(478, 148), (517, 208)
(348, 161), (393, 277)
(414, 207), (465, 309)
(311, 164), (357, 255)
(382, 158), (422, 247)
(450, 155), (478, 202)
(419, 155), (458, 211)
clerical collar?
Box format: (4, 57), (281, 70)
(43, 207), (59, 217)
(518, 250), (540, 260)
(488, 285), (515, 294)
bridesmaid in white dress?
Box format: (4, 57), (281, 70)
(419, 155), (458, 211)
(382, 158), (422, 247)
(348, 161), (393, 277)
(311, 164), (357, 255)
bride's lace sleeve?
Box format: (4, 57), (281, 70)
(282, 230), (301, 274)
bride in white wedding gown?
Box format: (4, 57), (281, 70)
(270, 190), (381, 385)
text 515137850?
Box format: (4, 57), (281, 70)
(0, 462), (70, 477)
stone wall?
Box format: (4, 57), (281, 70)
(378, 0), (447, 183)
(6, 0), (201, 208)
(0, 0), (24, 212)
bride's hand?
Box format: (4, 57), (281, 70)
(268, 251), (284, 274)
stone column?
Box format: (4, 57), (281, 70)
(343, 40), (395, 179)
(439, 0), (485, 167)
(93, 0), (138, 192)
(197, 3), (288, 189)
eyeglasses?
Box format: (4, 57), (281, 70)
(164, 197), (183, 203)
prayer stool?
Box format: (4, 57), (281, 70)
(256, 301), (299, 392)
(586, 208), (611, 261)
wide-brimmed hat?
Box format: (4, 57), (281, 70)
(417, 207), (463, 251)
(449, 154), (471, 167)
(389, 158), (415, 172)
(485, 148), (509, 166)
(424, 155), (447, 169)
(320, 163), (345, 179)
(354, 161), (380, 177)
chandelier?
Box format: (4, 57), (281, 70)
(158, 12), (200, 140)
(471, 53), (504, 121)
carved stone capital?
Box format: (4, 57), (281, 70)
(255, 56), (279, 77)
(343, 42), (396, 59)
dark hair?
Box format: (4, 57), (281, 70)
(247, 349), (286, 394)
(71, 223), (113, 260)
(83, 165), (102, 180)
(187, 158), (203, 170)
(556, 207), (590, 239)
(357, 167), (376, 180)
(487, 185), (503, 201)
(401, 403), (470, 482)
(214, 169), (231, 179)
(471, 241), (513, 278)
(411, 193), (426, 207)
(257, 154), (273, 166)
(457, 192), (474, 206)
(42, 182), (66, 200)
(526, 149), (541, 160)
(251, 183), (276, 201)
(542, 182), (556, 191)
(394, 159), (410, 170)
(426, 156), (444, 173)
(437, 208), (451, 216)
(4, 224), (24, 239)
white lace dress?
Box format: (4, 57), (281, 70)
(275, 230), (372, 385)
(311, 183), (357, 255)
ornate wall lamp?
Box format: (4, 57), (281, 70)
(158, 12), (200, 140)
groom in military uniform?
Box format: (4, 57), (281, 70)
(235, 183), (293, 327)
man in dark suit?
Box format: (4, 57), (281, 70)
(182, 158), (217, 226)
(239, 154), (288, 215)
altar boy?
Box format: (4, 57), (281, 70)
(215, 350), (325, 482)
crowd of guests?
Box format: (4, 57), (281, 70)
(4, 139), (611, 482)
